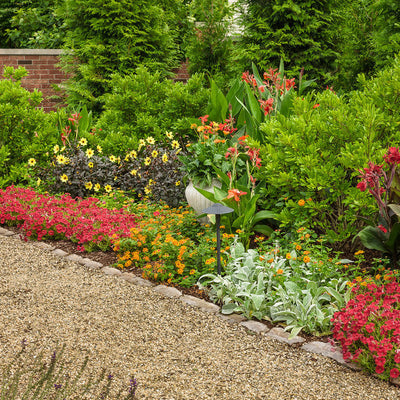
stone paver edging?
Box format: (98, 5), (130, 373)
(2, 227), (399, 387)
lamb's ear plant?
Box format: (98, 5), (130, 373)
(0, 342), (137, 399)
(198, 238), (351, 337)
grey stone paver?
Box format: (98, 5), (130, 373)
(218, 313), (247, 324)
(180, 295), (220, 313)
(120, 272), (154, 287)
(240, 320), (270, 334)
(52, 249), (68, 257)
(102, 266), (122, 276)
(302, 341), (362, 371)
(265, 327), (306, 345)
(153, 285), (182, 298)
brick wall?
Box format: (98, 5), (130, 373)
(0, 50), (190, 112)
(172, 59), (190, 83)
(0, 49), (69, 112)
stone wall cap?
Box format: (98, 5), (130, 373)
(0, 49), (65, 56)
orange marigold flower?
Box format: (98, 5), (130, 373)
(286, 253), (291, 260)
(276, 269), (283, 274)
(298, 199), (305, 206)
(303, 256), (311, 263)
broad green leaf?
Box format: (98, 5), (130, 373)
(385, 222), (400, 252)
(356, 226), (389, 253)
(388, 204), (400, 218)
(253, 210), (277, 224)
(253, 224), (274, 236)
(251, 294), (266, 311)
(244, 83), (262, 122)
(221, 303), (239, 314)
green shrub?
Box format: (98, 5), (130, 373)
(233, 0), (338, 84)
(96, 68), (210, 153)
(258, 57), (400, 245)
(59, 0), (180, 112)
(183, 0), (234, 83)
(333, 0), (400, 91)
(0, 66), (57, 187)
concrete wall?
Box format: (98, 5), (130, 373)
(0, 49), (69, 112)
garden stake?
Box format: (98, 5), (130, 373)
(202, 203), (234, 275)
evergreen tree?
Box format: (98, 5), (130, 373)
(233, 0), (338, 84)
(60, 0), (181, 111)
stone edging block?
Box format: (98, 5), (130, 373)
(240, 320), (269, 334)
(180, 295), (220, 313)
(102, 266), (122, 276)
(0, 228), (16, 236)
(301, 341), (361, 371)
(265, 327), (306, 345)
(153, 285), (182, 298)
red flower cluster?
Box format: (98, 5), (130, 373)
(0, 186), (138, 251)
(332, 278), (400, 380)
(357, 147), (400, 231)
(241, 68), (296, 116)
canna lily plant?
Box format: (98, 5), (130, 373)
(196, 135), (276, 249)
(356, 146), (400, 266)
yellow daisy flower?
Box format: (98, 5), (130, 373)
(60, 174), (68, 182)
(36, 178), (41, 186)
(94, 183), (101, 192)
(130, 150), (137, 159)
(130, 169), (138, 176)
(53, 144), (60, 153)
(85, 181), (93, 190)
(56, 155), (67, 165)
(28, 158), (36, 166)
(152, 150), (158, 158)
(165, 131), (174, 139)
(86, 148), (94, 158)
(162, 153), (168, 163)
(171, 140), (180, 149)
(97, 145), (102, 153)
(146, 136), (155, 145)
(109, 155), (117, 162)
(144, 157), (151, 166)
(88, 162), (94, 168)
(175, 181), (181, 186)
(105, 185), (112, 193)
(79, 138), (87, 146)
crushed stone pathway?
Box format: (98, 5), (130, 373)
(0, 230), (399, 399)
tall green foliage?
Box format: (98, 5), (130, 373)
(333, 0), (400, 91)
(60, 0), (180, 111)
(95, 67), (210, 154)
(0, 0), (17, 47)
(6, 0), (65, 48)
(233, 0), (338, 84)
(184, 0), (234, 84)
(0, 66), (56, 187)
(257, 56), (400, 245)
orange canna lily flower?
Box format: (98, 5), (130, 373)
(227, 188), (247, 202)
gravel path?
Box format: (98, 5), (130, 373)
(0, 234), (399, 399)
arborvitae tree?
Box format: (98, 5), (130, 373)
(183, 0), (234, 84)
(0, 0), (18, 47)
(6, 0), (65, 48)
(333, 0), (400, 91)
(233, 0), (338, 84)
(60, 0), (181, 112)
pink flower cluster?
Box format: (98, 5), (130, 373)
(332, 279), (400, 380)
(0, 186), (138, 251)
